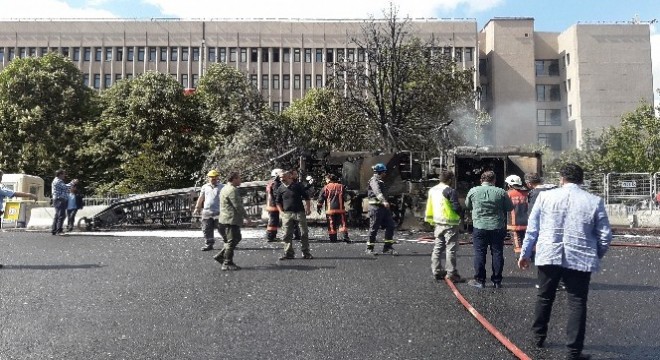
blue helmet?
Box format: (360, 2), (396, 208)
(372, 163), (387, 173)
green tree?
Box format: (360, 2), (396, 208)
(282, 88), (376, 151)
(82, 71), (206, 194)
(598, 102), (660, 172)
(0, 53), (97, 182)
(327, 5), (486, 154)
(548, 101), (660, 173)
(196, 63), (290, 180)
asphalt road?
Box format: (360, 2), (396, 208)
(1, 228), (659, 360)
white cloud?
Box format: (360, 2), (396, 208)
(141, 0), (503, 19)
(0, 0), (116, 19)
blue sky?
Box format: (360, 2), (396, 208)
(1, 0), (658, 100)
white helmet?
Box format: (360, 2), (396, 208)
(505, 174), (523, 186)
(271, 168), (283, 178)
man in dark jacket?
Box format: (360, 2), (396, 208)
(276, 170), (313, 260)
(366, 163), (397, 255)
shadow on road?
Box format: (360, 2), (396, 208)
(1, 264), (105, 270)
(242, 264), (336, 271)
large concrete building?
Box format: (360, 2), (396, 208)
(479, 17), (653, 151)
(0, 18), (653, 151)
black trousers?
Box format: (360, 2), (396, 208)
(533, 265), (591, 357)
(51, 198), (67, 235)
(66, 209), (78, 230)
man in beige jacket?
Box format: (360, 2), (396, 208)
(213, 171), (248, 271)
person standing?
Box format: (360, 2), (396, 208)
(213, 171), (248, 271)
(366, 163), (397, 255)
(524, 172), (557, 265)
(51, 169), (78, 236)
(518, 164), (612, 360)
(504, 175), (529, 255)
(465, 170), (513, 288)
(1, 170), (38, 269)
(425, 170), (465, 283)
(65, 185), (84, 232)
(524, 173), (557, 213)
(194, 169), (226, 251)
(265, 168), (283, 243)
(317, 174), (351, 243)
(276, 170), (313, 260)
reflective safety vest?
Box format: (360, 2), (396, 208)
(425, 183), (461, 226)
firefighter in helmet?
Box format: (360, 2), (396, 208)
(366, 163), (397, 255)
(505, 174), (529, 254)
(265, 168), (283, 242)
(317, 174), (351, 243)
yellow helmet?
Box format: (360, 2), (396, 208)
(207, 169), (220, 178)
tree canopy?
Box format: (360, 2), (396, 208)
(548, 101), (660, 174)
(327, 5), (487, 154)
(0, 53), (97, 183)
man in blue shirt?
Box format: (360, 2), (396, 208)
(518, 164), (612, 360)
(1, 170), (38, 268)
(51, 169), (78, 236)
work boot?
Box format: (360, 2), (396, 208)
(445, 273), (466, 283)
(213, 251), (225, 264)
(279, 253), (295, 260)
(302, 252), (314, 259)
(221, 263), (241, 271)
(201, 244), (214, 251)
(382, 244), (398, 255)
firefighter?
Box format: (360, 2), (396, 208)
(505, 174), (529, 255)
(366, 163), (397, 255)
(265, 168), (283, 242)
(317, 174), (351, 243)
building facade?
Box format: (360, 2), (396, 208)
(0, 18), (653, 151)
(479, 18), (653, 150)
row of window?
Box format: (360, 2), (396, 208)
(251, 74), (327, 90)
(81, 73), (201, 89)
(0, 46), (475, 64)
(82, 71), (331, 92)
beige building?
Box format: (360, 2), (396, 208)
(0, 18), (654, 151)
(479, 17), (653, 151)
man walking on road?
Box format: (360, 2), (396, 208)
(213, 171), (248, 271)
(276, 170), (313, 260)
(51, 169), (78, 236)
(518, 163), (612, 360)
(425, 170), (465, 283)
(465, 170), (513, 288)
(366, 163), (397, 255)
(194, 169), (226, 251)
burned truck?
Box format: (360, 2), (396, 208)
(297, 150), (427, 228)
(435, 146), (543, 231)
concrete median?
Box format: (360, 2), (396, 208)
(26, 205), (108, 230)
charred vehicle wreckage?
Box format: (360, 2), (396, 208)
(78, 147), (542, 231)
